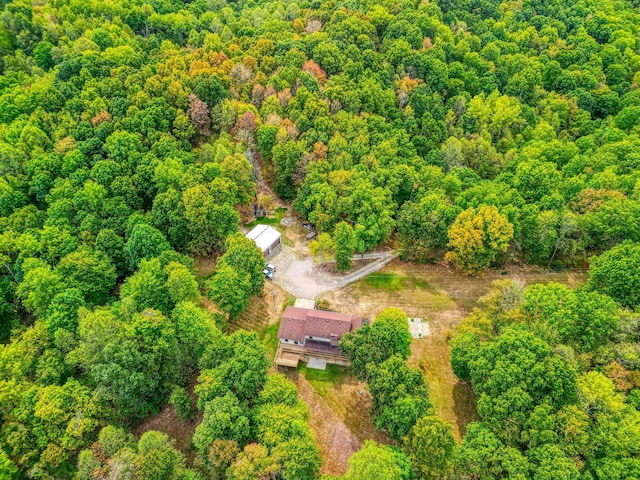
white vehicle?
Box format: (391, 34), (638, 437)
(263, 263), (276, 279)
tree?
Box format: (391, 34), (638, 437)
(43, 288), (85, 334)
(367, 356), (433, 439)
(0, 275), (18, 341)
(135, 431), (191, 480)
(0, 451), (17, 480)
(193, 392), (252, 452)
(217, 232), (265, 297)
(271, 436), (321, 480)
(343, 441), (413, 480)
(207, 264), (252, 319)
(119, 258), (173, 315)
(446, 205), (514, 275)
(33, 41), (55, 70)
(3, 380), (101, 476)
(171, 302), (221, 376)
(54, 248), (116, 305)
(521, 283), (578, 345)
(16, 258), (66, 316)
(341, 307), (412, 381)
(197, 331), (269, 405)
(404, 415), (456, 480)
(98, 425), (133, 457)
(334, 222), (356, 272)
(77, 427), (198, 480)
(220, 154), (255, 205)
(188, 94), (211, 137)
(454, 422), (529, 479)
(309, 233), (335, 263)
(164, 261), (200, 305)
(124, 224), (172, 270)
(81, 309), (179, 420)
(257, 194), (274, 214)
(574, 289), (619, 351)
(95, 228), (126, 274)
(256, 126), (278, 160)
(468, 328), (577, 444)
(450, 331), (481, 381)
(588, 241), (640, 308)
(170, 386), (195, 420)
(182, 184), (239, 255)
(272, 141), (302, 200)
(397, 194), (458, 261)
(226, 444), (278, 480)
(257, 373), (298, 408)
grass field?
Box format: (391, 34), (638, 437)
(260, 322), (280, 359)
(295, 364), (391, 446)
(244, 207), (289, 229)
(299, 363), (348, 398)
(362, 272), (437, 293)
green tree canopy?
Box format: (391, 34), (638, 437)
(341, 307), (412, 381)
(588, 241), (640, 308)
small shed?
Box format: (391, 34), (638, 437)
(246, 224), (282, 256)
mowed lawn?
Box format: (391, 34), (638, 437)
(319, 260), (587, 440)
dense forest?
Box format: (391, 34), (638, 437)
(1, 0), (640, 477)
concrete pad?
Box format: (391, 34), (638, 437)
(408, 318), (430, 338)
(294, 298), (316, 309)
(307, 357), (327, 370)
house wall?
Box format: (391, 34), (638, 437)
(328, 357), (349, 366)
(265, 237), (281, 256)
(280, 338), (302, 345)
(305, 335), (331, 343)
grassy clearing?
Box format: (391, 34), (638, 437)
(244, 207), (289, 229)
(363, 272), (440, 294)
(319, 261), (588, 440)
(281, 235), (294, 247)
(299, 364), (348, 398)
(362, 272), (404, 291)
(294, 365), (391, 446)
(260, 321), (280, 359)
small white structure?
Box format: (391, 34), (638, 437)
(408, 318), (430, 338)
(246, 224), (282, 256)
(294, 298), (316, 310)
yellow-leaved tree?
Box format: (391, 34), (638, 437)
(445, 205), (514, 275)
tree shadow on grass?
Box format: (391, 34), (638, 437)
(452, 380), (480, 438)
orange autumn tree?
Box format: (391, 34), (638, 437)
(446, 205), (514, 275)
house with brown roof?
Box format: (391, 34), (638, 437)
(275, 306), (363, 369)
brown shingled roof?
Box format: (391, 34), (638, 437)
(277, 306), (362, 343)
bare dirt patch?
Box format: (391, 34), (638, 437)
(134, 403), (202, 455)
(193, 255), (218, 278)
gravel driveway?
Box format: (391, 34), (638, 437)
(270, 245), (398, 300)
